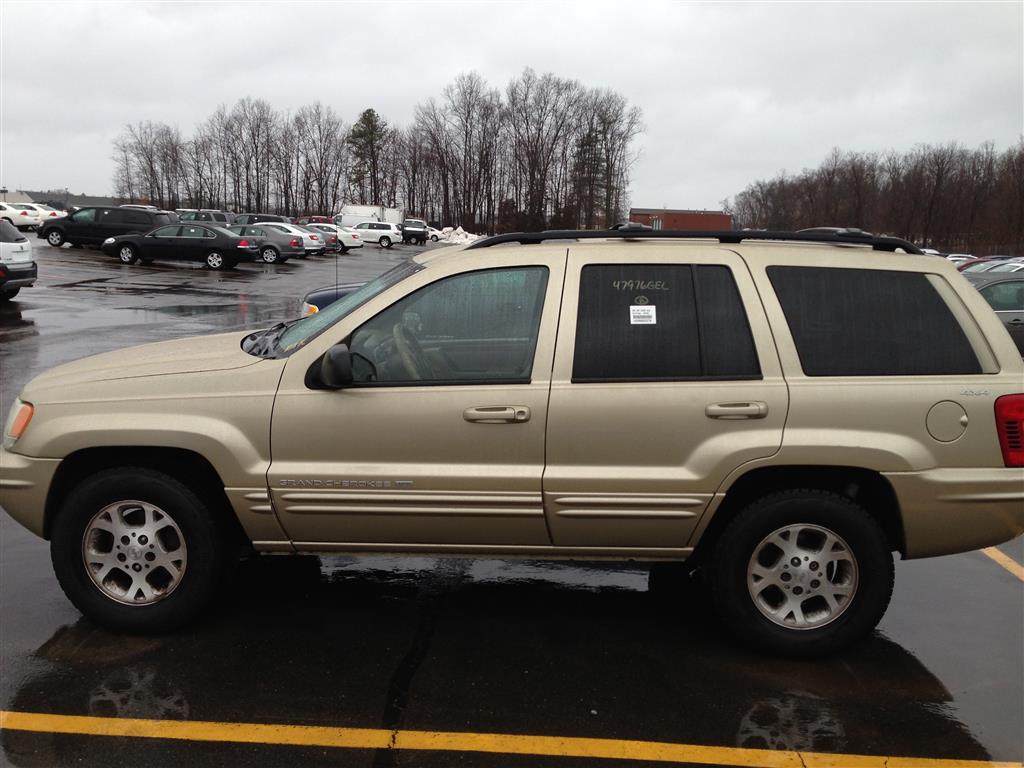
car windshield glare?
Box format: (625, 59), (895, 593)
(278, 260), (424, 353)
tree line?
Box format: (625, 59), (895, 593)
(723, 141), (1024, 255)
(111, 69), (643, 233)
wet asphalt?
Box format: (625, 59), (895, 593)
(0, 241), (1022, 767)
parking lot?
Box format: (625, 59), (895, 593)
(0, 240), (1022, 768)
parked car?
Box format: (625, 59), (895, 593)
(178, 209), (234, 226)
(39, 206), (175, 248)
(0, 203), (43, 231)
(100, 223), (259, 270)
(401, 218), (429, 245)
(227, 224), (304, 264)
(299, 280), (366, 314)
(350, 221), (403, 248)
(971, 273), (1024, 355)
(296, 215), (333, 226)
(427, 227), (443, 242)
(261, 223), (325, 257)
(957, 256), (1017, 272)
(22, 203), (66, 222)
(233, 213), (290, 226)
(978, 259), (1024, 274)
(307, 223), (363, 254)
(120, 204), (161, 211)
(0, 220), (37, 301)
(2, 228), (1022, 656)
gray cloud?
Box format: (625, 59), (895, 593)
(2, 0), (1021, 208)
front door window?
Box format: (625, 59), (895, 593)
(349, 267), (549, 384)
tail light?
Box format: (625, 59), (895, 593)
(19, 211), (28, 216)
(329, 236), (337, 244)
(309, 234), (319, 241)
(49, 212), (57, 217)
(289, 238), (300, 247)
(995, 394), (1024, 467)
(352, 234), (360, 240)
(238, 239), (250, 247)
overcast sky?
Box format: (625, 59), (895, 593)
(2, 1), (1021, 209)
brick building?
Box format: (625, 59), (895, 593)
(629, 208), (733, 230)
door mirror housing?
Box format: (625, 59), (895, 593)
(319, 344), (353, 389)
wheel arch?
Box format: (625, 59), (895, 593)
(44, 446), (250, 551)
(693, 465), (905, 562)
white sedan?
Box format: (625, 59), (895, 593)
(0, 203), (43, 230)
(24, 203), (66, 222)
(427, 227), (443, 242)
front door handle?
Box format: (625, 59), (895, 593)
(706, 401), (768, 420)
(1009, 318), (1024, 325)
(463, 406), (531, 424)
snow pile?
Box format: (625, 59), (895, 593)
(440, 226), (481, 244)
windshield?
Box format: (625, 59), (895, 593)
(277, 260), (424, 353)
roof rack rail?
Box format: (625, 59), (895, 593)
(463, 229), (922, 254)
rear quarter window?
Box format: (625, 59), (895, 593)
(0, 220), (26, 243)
(768, 266), (982, 376)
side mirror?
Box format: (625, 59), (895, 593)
(320, 344), (353, 389)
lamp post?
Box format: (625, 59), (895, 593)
(0, 187), (7, 202)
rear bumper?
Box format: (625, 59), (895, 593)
(885, 468), (1024, 558)
(0, 446), (60, 539)
(0, 262), (38, 289)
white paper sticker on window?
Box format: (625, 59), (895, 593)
(630, 305), (657, 325)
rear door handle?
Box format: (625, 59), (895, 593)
(1009, 318), (1024, 325)
(463, 406), (531, 424)
(706, 401), (768, 419)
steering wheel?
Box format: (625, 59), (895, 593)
(392, 322), (439, 380)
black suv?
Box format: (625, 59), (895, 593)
(401, 218), (429, 245)
(39, 207), (175, 248)
(233, 213), (289, 225)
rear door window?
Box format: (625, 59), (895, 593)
(572, 264), (761, 382)
(768, 266), (981, 375)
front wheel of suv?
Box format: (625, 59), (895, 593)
(708, 489), (893, 657)
(379, 236), (392, 248)
(50, 467), (225, 633)
(46, 229), (65, 247)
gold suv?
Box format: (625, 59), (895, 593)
(2, 229), (1022, 655)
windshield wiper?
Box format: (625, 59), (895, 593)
(244, 319), (300, 358)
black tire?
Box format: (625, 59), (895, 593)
(0, 287), (20, 301)
(708, 489), (893, 657)
(45, 229), (65, 247)
(430, 235), (438, 242)
(50, 467), (225, 633)
(205, 251), (227, 270)
(338, 246), (348, 255)
(260, 246), (280, 264)
(117, 244), (139, 265)
(379, 236), (392, 248)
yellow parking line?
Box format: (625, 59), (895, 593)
(1, 710), (1021, 768)
(981, 547), (1024, 581)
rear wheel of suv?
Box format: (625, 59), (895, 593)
(379, 236), (392, 248)
(46, 229), (65, 247)
(708, 489), (893, 657)
(117, 244), (139, 264)
(50, 468), (225, 633)
(260, 246), (280, 264)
